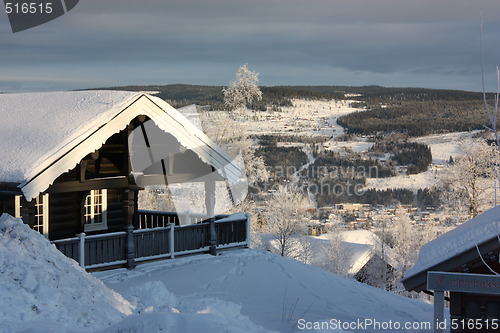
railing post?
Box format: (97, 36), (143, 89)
(125, 225), (136, 269)
(205, 180), (217, 255)
(169, 223), (175, 259)
(78, 232), (85, 267)
(245, 213), (251, 248)
(123, 189), (136, 269)
(184, 209), (191, 225)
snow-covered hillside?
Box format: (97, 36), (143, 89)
(365, 131), (481, 192)
(1, 213), (434, 333)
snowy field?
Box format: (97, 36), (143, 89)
(411, 131), (479, 166)
(236, 99), (481, 193)
(365, 132), (482, 192)
(1, 214), (434, 333)
(241, 99), (360, 138)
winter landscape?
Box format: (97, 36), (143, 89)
(3, 1), (500, 332)
(2, 80), (500, 333)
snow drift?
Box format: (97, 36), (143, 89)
(96, 248), (433, 332)
(0, 214), (133, 332)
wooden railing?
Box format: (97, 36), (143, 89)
(52, 212), (250, 270)
(136, 210), (229, 228)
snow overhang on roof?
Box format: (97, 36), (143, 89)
(403, 205), (500, 291)
(0, 91), (242, 201)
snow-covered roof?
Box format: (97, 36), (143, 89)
(313, 229), (400, 276)
(339, 230), (400, 274)
(0, 91), (242, 201)
(404, 205), (500, 280)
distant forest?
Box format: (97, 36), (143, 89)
(91, 84), (344, 110)
(370, 142), (432, 174)
(337, 100), (490, 137)
(91, 84), (493, 136)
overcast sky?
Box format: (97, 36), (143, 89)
(1, 0), (500, 92)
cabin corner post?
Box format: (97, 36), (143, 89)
(205, 180), (217, 255)
(123, 189), (136, 269)
(245, 213), (251, 248)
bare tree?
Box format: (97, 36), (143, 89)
(200, 110), (269, 187)
(262, 186), (312, 257)
(322, 232), (351, 278)
(223, 64), (263, 112)
(439, 140), (498, 220)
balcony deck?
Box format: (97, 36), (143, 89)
(52, 210), (250, 270)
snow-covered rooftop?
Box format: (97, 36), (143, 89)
(0, 91), (241, 201)
(318, 230), (401, 275)
(0, 91), (139, 185)
(404, 205), (500, 280)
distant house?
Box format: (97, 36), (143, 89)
(402, 206), (500, 332)
(0, 91), (249, 269)
(339, 230), (400, 289)
(312, 230), (400, 289)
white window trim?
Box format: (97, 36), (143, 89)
(16, 194), (49, 239)
(84, 189), (108, 232)
(14, 195), (22, 218)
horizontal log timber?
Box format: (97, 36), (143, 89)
(47, 176), (130, 193)
(0, 182), (22, 195)
(136, 172), (224, 186)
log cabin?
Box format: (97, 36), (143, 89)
(0, 91), (249, 269)
(402, 206), (500, 332)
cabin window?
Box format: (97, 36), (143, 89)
(84, 189), (108, 232)
(15, 194), (49, 239)
(14, 195), (22, 218)
(34, 194), (50, 238)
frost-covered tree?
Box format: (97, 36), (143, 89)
(262, 186), (312, 257)
(439, 140), (498, 220)
(223, 64), (263, 112)
(200, 110), (269, 187)
(322, 232), (351, 278)
(138, 187), (175, 212)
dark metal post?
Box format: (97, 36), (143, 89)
(205, 180), (217, 255)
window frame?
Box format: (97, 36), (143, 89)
(15, 194), (49, 238)
(83, 189), (108, 232)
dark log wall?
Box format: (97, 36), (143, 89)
(48, 192), (81, 239)
(0, 195), (15, 217)
(105, 189), (125, 233)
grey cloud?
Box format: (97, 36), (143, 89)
(1, 0), (500, 92)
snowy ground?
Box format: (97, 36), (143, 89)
(411, 131), (479, 166)
(96, 249), (433, 333)
(238, 99), (480, 193)
(241, 99), (360, 138)
(365, 132), (481, 192)
(1, 214), (434, 333)
(255, 230), (401, 278)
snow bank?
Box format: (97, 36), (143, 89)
(96, 249), (432, 333)
(0, 214), (133, 333)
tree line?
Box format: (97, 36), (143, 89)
(337, 100), (490, 137)
(370, 141), (432, 174)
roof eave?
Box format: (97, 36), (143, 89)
(402, 236), (500, 292)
